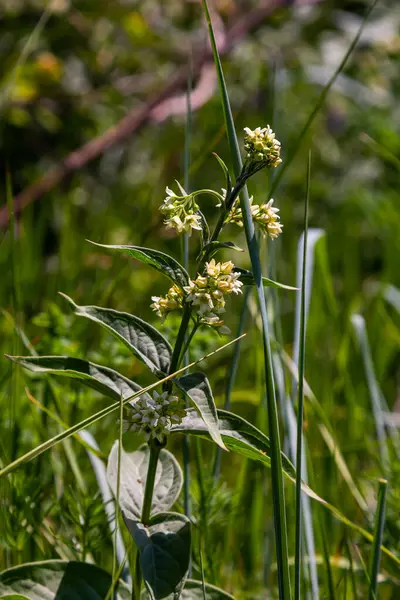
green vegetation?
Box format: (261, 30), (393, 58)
(1, 1), (400, 598)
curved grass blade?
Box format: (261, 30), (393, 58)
(60, 293), (173, 377)
(172, 410), (400, 571)
(351, 314), (389, 470)
(0, 334), (245, 479)
(88, 242), (189, 289)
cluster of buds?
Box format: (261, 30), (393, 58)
(124, 390), (186, 442)
(151, 284), (184, 320)
(160, 183), (202, 236)
(243, 126), (282, 168)
(183, 259), (243, 334)
(226, 197), (283, 240)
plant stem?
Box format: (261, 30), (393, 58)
(141, 442), (162, 525)
(133, 441), (163, 599)
(168, 305), (192, 379)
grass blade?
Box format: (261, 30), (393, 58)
(368, 479), (388, 600)
(351, 314), (389, 470)
(0, 334), (245, 478)
(201, 1), (291, 597)
(294, 152), (310, 600)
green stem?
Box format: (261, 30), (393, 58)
(133, 441), (163, 598)
(168, 305), (192, 378)
(141, 442), (162, 525)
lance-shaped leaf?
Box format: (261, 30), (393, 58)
(0, 560), (131, 599)
(172, 409), (295, 477)
(141, 579), (235, 600)
(88, 242), (190, 289)
(234, 267), (298, 291)
(107, 442), (183, 519)
(199, 241), (243, 263)
(212, 152), (232, 202)
(175, 373), (226, 450)
(125, 512), (191, 600)
(60, 294), (172, 377)
(6, 355), (146, 402)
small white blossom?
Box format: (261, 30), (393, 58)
(124, 391), (186, 442)
(183, 259), (243, 334)
(150, 284), (184, 320)
(160, 182), (202, 236)
(225, 197), (283, 240)
(244, 125), (282, 168)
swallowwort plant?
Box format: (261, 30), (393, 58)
(4, 127), (291, 600)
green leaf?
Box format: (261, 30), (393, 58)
(0, 595), (31, 599)
(234, 267), (297, 291)
(200, 241), (243, 262)
(107, 442), (183, 519)
(125, 512), (191, 600)
(172, 409), (295, 474)
(6, 355), (144, 402)
(60, 294), (172, 377)
(141, 579), (235, 600)
(212, 152), (232, 201)
(88, 242), (189, 289)
(176, 373), (227, 451)
(0, 560), (131, 599)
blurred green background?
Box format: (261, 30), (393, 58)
(1, 0), (400, 597)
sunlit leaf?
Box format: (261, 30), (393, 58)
(6, 355), (145, 402)
(88, 242), (189, 289)
(60, 294), (172, 376)
(176, 372), (226, 450)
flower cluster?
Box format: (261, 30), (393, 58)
(226, 197), (282, 240)
(183, 259), (243, 334)
(151, 284), (184, 320)
(160, 183), (202, 236)
(244, 126), (282, 168)
(124, 391), (186, 442)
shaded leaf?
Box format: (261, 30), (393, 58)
(60, 294), (172, 377)
(234, 267), (297, 291)
(6, 355), (145, 402)
(125, 512), (190, 600)
(176, 373), (226, 450)
(88, 242), (189, 289)
(0, 560), (131, 599)
(107, 442), (183, 520)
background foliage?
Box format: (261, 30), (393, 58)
(1, 0), (400, 598)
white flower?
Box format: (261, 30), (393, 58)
(160, 182), (202, 237)
(183, 259), (243, 334)
(252, 199), (283, 239)
(244, 125), (282, 167)
(124, 391), (186, 442)
(150, 284), (184, 319)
